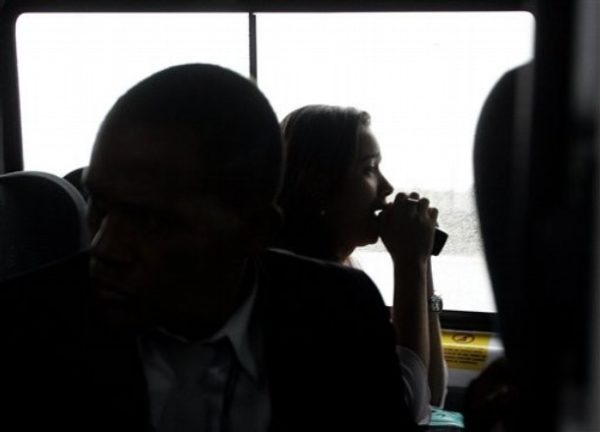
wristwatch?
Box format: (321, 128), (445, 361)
(428, 294), (443, 313)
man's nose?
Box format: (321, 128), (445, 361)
(90, 212), (134, 265)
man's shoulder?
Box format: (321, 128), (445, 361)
(257, 249), (413, 430)
(259, 248), (386, 312)
(261, 248), (372, 286)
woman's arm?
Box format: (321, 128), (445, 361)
(380, 192), (446, 407)
(391, 256), (430, 371)
(426, 259), (448, 407)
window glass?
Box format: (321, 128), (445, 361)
(15, 11), (534, 312)
(16, 13), (249, 176)
(257, 12), (535, 312)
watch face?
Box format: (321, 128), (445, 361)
(429, 295), (443, 312)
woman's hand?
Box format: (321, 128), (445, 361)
(379, 192), (438, 264)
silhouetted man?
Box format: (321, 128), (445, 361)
(4, 64), (416, 432)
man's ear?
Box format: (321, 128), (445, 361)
(243, 204), (283, 255)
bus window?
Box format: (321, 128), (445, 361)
(257, 12), (535, 313)
(15, 10), (535, 314)
(16, 13), (249, 177)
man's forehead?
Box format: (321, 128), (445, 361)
(100, 122), (201, 156)
(88, 123), (214, 196)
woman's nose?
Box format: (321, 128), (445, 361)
(379, 172), (394, 197)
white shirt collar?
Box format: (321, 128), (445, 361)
(149, 271), (260, 383)
(208, 281), (260, 382)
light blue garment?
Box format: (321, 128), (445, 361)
(429, 407), (465, 428)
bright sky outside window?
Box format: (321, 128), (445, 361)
(16, 13), (249, 176)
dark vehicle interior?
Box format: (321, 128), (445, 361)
(1, 0), (598, 430)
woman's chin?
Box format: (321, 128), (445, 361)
(341, 217), (379, 250)
(357, 226), (380, 247)
(365, 216), (381, 244)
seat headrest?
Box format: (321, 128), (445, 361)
(0, 171), (88, 281)
(64, 167), (88, 200)
(473, 62), (532, 373)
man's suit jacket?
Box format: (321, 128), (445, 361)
(2, 249), (417, 432)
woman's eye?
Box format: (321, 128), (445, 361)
(364, 163), (378, 174)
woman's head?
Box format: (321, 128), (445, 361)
(278, 105), (393, 261)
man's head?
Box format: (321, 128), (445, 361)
(84, 64), (283, 338)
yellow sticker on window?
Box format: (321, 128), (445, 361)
(442, 331), (491, 371)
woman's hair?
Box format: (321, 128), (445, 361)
(276, 104), (370, 260)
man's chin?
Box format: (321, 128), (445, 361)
(362, 235), (379, 248)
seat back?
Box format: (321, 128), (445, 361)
(0, 171), (88, 280)
(64, 167), (88, 200)
(474, 64), (531, 368)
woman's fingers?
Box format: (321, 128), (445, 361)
(429, 207), (439, 225)
(394, 192), (408, 207)
(380, 192), (438, 261)
(417, 197), (430, 215)
(390, 192), (438, 226)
